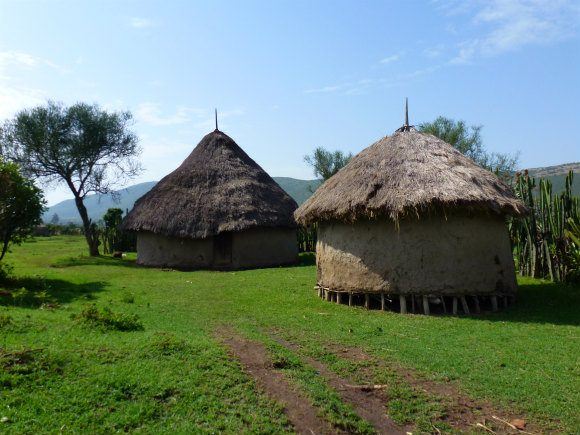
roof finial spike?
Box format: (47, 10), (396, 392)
(395, 97), (414, 133)
(215, 108), (218, 131)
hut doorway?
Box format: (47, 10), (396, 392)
(213, 232), (232, 267)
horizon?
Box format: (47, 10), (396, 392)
(1, 0), (579, 206)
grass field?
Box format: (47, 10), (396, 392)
(1, 236), (579, 433)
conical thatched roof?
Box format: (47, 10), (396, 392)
(123, 130), (297, 239)
(295, 129), (527, 225)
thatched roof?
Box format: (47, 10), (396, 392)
(123, 130), (297, 239)
(295, 129), (527, 225)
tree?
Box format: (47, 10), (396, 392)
(101, 208), (123, 254)
(1, 101), (141, 256)
(0, 159), (45, 261)
(304, 147), (353, 181)
(418, 116), (518, 181)
(50, 213), (60, 225)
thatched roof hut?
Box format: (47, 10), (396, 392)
(295, 120), (526, 314)
(124, 129), (298, 269)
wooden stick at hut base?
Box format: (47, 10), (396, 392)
(364, 294), (370, 309)
(381, 293), (385, 311)
(473, 296), (481, 314)
(491, 296), (498, 312)
(348, 292), (353, 306)
(399, 295), (407, 314)
(452, 297), (458, 315)
(422, 296), (430, 315)
(460, 296), (470, 315)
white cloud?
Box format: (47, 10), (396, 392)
(135, 103), (204, 126)
(424, 44), (445, 58)
(135, 104), (244, 129)
(0, 85), (45, 119)
(379, 54), (400, 64)
(0, 50), (39, 68)
(447, 0), (580, 63)
(304, 84), (347, 94)
(0, 50), (62, 118)
(129, 17), (155, 28)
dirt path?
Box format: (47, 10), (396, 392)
(272, 336), (406, 435)
(221, 334), (338, 435)
(324, 343), (544, 434)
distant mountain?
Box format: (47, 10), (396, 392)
(272, 177), (321, 205)
(526, 162), (579, 194)
(44, 162), (580, 224)
(43, 177), (321, 224)
(526, 162), (580, 178)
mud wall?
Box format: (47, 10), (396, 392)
(136, 227), (297, 269)
(316, 214), (517, 295)
(232, 227), (298, 268)
(136, 232), (214, 268)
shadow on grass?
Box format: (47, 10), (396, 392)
(52, 255), (138, 269)
(480, 280), (580, 326)
(296, 252), (316, 267)
(0, 276), (106, 308)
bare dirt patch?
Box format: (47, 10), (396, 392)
(220, 333), (338, 434)
(325, 343), (546, 434)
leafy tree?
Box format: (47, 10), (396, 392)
(103, 207), (123, 229)
(50, 213), (60, 225)
(418, 116), (519, 180)
(0, 159), (45, 261)
(304, 147), (353, 181)
(101, 208), (123, 254)
(1, 101), (141, 256)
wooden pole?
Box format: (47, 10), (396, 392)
(381, 293), (385, 311)
(364, 294), (370, 309)
(473, 296), (481, 314)
(336, 292), (342, 304)
(460, 296), (470, 315)
(441, 296), (447, 314)
(452, 297), (458, 315)
(491, 296), (498, 312)
(348, 292), (353, 307)
(399, 295), (407, 314)
(422, 296), (430, 315)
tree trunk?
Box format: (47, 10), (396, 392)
(0, 236), (9, 261)
(74, 195), (99, 256)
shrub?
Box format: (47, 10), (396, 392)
(149, 332), (189, 356)
(11, 287), (33, 306)
(0, 263), (13, 283)
(0, 159), (45, 261)
(73, 304), (143, 331)
(0, 314), (12, 329)
(120, 292), (135, 304)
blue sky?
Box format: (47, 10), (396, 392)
(1, 0), (579, 205)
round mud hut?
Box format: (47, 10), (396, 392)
(123, 128), (298, 269)
(294, 119), (527, 315)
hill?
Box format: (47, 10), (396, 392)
(44, 177), (321, 224)
(526, 162), (579, 194)
(44, 162), (579, 224)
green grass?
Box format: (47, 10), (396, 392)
(1, 236), (579, 433)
